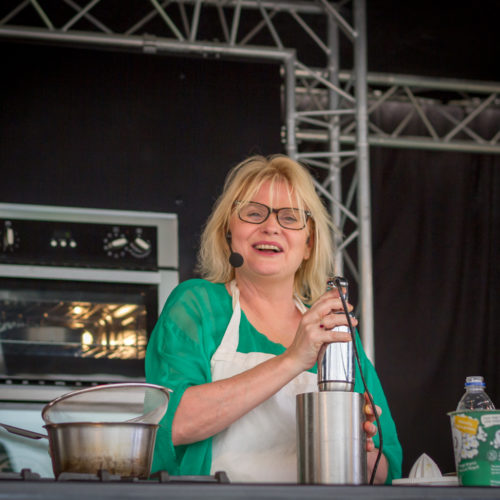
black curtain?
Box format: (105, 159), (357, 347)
(0, 41), (282, 281)
(370, 104), (500, 475)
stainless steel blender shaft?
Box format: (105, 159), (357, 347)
(317, 277), (354, 392)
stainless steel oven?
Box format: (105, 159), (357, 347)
(0, 203), (178, 474)
(0, 203), (178, 393)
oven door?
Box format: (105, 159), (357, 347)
(0, 266), (164, 384)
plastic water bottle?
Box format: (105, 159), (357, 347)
(456, 376), (495, 410)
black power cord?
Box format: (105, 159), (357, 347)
(332, 277), (383, 486)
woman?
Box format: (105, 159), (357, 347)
(146, 154), (402, 483)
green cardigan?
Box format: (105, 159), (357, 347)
(145, 279), (402, 483)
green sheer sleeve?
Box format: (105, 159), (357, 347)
(145, 279), (228, 475)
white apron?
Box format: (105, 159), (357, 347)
(209, 281), (317, 482)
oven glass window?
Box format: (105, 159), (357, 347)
(0, 278), (157, 380)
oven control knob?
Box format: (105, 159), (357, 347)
(130, 236), (152, 258)
(103, 229), (129, 258)
(104, 237), (128, 250)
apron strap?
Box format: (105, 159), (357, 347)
(215, 280), (241, 353)
(293, 295), (308, 314)
(229, 279), (239, 309)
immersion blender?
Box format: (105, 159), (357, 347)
(296, 277), (367, 484)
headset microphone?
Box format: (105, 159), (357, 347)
(226, 233), (244, 268)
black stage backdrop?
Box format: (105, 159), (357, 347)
(0, 41), (282, 281)
(1, 40), (500, 480)
(371, 105), (500, 475)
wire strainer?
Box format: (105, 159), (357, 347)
(42, 382), (172, 425)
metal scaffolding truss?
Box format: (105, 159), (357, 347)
(297, 70), (500, 154)
(0, 1), (372, 351)
(2, 0), (498, 360)
(362, 74), (499, 154)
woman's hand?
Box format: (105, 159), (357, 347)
(283, 288), (358, 372)
(364, 392), (389, 483)
(363, 392), (380, 452)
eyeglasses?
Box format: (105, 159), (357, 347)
(235, 201), (311, 230)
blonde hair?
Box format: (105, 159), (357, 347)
(197, 154), (337, 303)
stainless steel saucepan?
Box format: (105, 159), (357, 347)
(0, 382), (171, 478)
(1, 421), (158, 478)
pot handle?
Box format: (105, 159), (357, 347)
(0, 422), (48, 440)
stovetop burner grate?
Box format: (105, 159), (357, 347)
(0, 468), (230, 484)
(0, 469), (41, 481)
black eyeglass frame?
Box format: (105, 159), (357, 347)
(234, 200), (312, 230)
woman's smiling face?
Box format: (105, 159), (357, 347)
(228, 180), (312, 281)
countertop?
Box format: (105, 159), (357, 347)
(1, 481), (500, 500)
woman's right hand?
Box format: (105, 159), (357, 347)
(284, 288), (357, 372)
(172, 289), (356, 444)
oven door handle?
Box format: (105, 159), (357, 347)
(0, 422), (48, 440)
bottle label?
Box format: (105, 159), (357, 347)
(449, 410), (500, 486)
(481, 414), (500, 428)
(454, 415), (479, 434)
